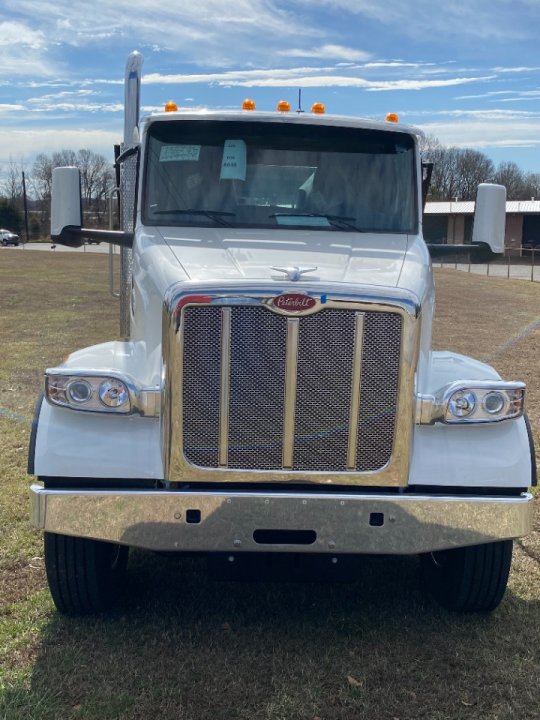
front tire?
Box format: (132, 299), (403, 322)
(420, 540), (512, 612)
(44, 532), (129, 615)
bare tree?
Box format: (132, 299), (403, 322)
(31, 153), (55, 226)
(522, 172), (540, 200)
(492, 162), (527, 200)
(421, 137), (495, 201)
(455, 150), (494, 200)
(1, 157), (25, 204)
(52, 149), (77, 168)
(30, 148), (114, 229)
(76, 149), (114, 222)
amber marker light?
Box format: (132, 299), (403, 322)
(385, 112), (399, 123)
(242, 99), (256, 110)
(277, 100), (291, 112)
(311, 102), (325, 114)
(164, 101), (178, 112)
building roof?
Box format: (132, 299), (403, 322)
(425, 200), (540, 215)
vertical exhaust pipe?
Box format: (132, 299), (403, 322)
(120, 51), (143, 338)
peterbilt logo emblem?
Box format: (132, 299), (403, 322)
(272, 293), (316, 312)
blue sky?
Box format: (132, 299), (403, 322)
(2, 0), (540, 175)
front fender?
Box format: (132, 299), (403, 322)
(31, 399), (163, 480)
(410, 351), (534, 489)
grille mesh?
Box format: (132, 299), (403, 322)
(182, 305), (402, 472)
(182, 307), (221, 467)
(228, 308), (287, 469)
(294, 311), (357, 471)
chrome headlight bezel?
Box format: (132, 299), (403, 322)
(417, 380), (526, 425)
(45, 369), (160, 416)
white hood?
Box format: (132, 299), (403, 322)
(156, 226), (409, 289)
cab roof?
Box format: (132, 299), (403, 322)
(141, 109), (424, 139)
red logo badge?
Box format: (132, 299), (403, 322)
(272, 293), (316, 312)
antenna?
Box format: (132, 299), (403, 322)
(296, 88), (304, 114)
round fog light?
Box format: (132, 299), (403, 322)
(67, 379), (93, 404)
(448, 390), (476, 418)
(98, 379), (129, 408)
(482, 391), (506, 414)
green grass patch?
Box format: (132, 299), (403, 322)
(0, 254), (539, 719)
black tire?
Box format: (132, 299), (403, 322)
(44, 532), (129, 615)
(420, 540), (513, 612)
(1, 240), (6, 246)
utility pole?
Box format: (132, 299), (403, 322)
(22, 171), (30, 245)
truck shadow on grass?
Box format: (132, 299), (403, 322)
(9, 549), (540, 720)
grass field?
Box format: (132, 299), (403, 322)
(0, 251), (539, 720)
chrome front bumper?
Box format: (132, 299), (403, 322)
(30, 485), (533, 555)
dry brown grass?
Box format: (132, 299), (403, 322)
(0, 254), (539, 720)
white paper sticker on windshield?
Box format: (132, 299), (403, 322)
(160, 145), (201, 162)
(220, 139), (247, 180)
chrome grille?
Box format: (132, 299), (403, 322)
(182, 305), (402, 473)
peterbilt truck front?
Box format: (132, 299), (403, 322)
(29, 52), (535, 615)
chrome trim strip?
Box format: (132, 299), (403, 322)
(283, 318), (300, 469)
(164, 281), (421, 319)
(219, 308), (232, 467)
(347, 312), (365, 470)
(30, 484), (533, 555)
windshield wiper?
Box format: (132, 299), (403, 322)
(153, 209), (235, 227)
(270, 212), (360, 231)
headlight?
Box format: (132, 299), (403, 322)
(46, 374), (131, 414)
(66, 379), (93, 404)
(444, 383), (525, 424)
(447, 390), (476, 418)
(98, 379), (129, 408)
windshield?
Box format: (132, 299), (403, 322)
(143, 120), (417, 233)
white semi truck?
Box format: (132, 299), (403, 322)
(29, 52), (536, 614)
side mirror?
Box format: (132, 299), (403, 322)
(472, 183), (506, 255)
(50, 166), (134, 248)
(51, 167), (83, 246)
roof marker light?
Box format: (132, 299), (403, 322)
(242, 99), (256, 111)
(385, 112), (399, 123)
(164, 101), (178, 112)
(311, 102), (325, 114)
(277, 100), (291, 112)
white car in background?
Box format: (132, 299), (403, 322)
(0, 229), (20, 246)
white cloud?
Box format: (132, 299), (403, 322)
(278, 45), (370, 62)
(0, 21), (54, 76)
(362, 61), (433, 69)
(491, 66), (540, 73)
(408, 109), (540, 120)
(417, 119), (540, 149)
(0, 21), (45, 49)
(0, 104), (25, 113)
(2, 1), (318, 66)
(30, 102), (124, 113)
(300, 0), (532, 40)
(455, 91), (516, 100)
(364, 76), (496, 92)
(143, 67), (326, 85)
(141, 67), (495, 91)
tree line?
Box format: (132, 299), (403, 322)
(0, 149), (114, 239)
(420, 135), (540, 202)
